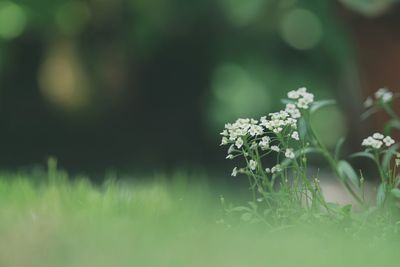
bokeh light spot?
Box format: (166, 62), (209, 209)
(219, 0), (265, 26)
(311, 105), (346, 148)
(39, 42), (92, 112)
(209, 63), (271, 129)
(0, 1), (27, 39)
(280, 8), (323, 50)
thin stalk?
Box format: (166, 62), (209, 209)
(306, 113), (364, 206)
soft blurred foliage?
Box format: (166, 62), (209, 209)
(0, 0), (389, 174)
(339, 0), (399, 16)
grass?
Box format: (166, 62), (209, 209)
(0, 167), (399, 267)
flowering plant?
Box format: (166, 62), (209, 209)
(220, 87), (400, 224)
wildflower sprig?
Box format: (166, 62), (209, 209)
(363, 87), (400, 123)
(221, 87), (333, 214)
(220, 86), (400, 226)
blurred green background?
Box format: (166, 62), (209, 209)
(0, 0), (397, 175)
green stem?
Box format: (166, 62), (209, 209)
(382, 104), (400, 121)
(306, 113), (364, 206)
(374, 151), (386, 184)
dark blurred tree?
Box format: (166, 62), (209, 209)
(0, 0), (362, 174)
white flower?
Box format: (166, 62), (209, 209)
(235, 137), (244, 149)
(259, 136), (270, 150)
(287, 87), (314, 110)
(265, 168), (271, 173)
(364, 97), (373, 108)
(231, 167), (238, 177)
(362, 135), (383, 149)
(221, 137), (228, 145)
(297, 98), (309, 109)
(375, 88), (393, 103)
(248, 124), (264, 136)
(285, 103), (301, 119)
(226, 154), (234, 159)
(220, 130), (228, 136)
(271, 164), (281, 173)
(383, 136), (395, 147)
(374, 141), (383, 149)
(291, 131), (299, 141)
(271, 145), (280, 152)
(249, 160), (257, 171)
(375, 88), (388, 99)
(288, 90), (300, 99)
(285, 148), (295, 159)
(373, 133), (384, 140)
(382, 92), (393, 103)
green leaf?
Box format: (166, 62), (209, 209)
(376, 183), (387, 208)
(384, 119), (400, 134)
(391, 188), (400, 199)
(310, 100), (336, 113)
(337, 160), (359, 187)
(298, 117), (308, 140)
(361, 107), (379, 121)
(350, 151), (375, 161)
(334, 137), (346, 161)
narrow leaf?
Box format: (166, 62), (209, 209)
(337, 160), (360, 187)
(350, 151), (375, 161)
(384, 119), (400, 134)
(361, 107), (379, 121)
(334, 137), (346, 161)
(310, 100), (336, 113)
(298, 117), (308, 140)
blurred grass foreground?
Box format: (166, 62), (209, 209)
(0, 163), (399, 267)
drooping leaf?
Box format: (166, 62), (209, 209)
(334, 137), (346, 161)
(337, 160), (360, 187)
(384, 119), (400, 134)
(350, 151), (375, 161)
(361, 107), (379, 121)
(310, 100), (336, 113)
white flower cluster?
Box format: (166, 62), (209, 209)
(287, 87), (315, 109)
(221, 118), (263, 148)
(221, 87), (314, 177)
(361, 133), (395, 149)
(364, 88), (393, 107)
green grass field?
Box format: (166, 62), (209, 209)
(0, 168), (399, 267)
